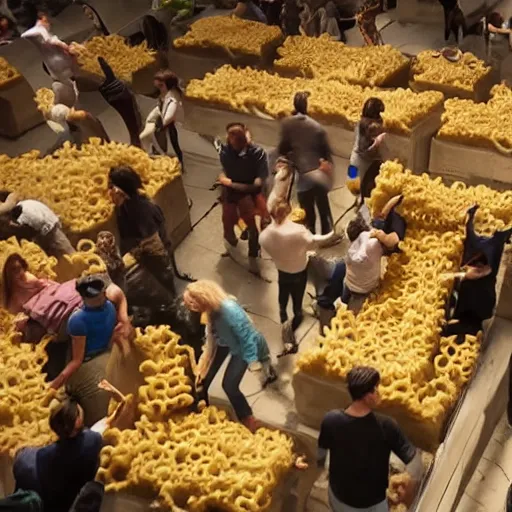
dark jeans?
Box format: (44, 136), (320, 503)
(168, 122), (184, 166)
(200, 345), (252, 420)
(298, 185), (333, 234)
(317, 261), (347, 310)
(278, 269), (308, 330)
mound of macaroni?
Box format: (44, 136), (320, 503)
(186, 65), (443, 133)
(98, 325), (294, 511)
(34, 87), (55, 117)
(411, 50), (491, 93)
(0, 141), (181, 234)
(438, 84), (512, 154)
(72, 35), (156, 82)
(274, 35), (409, 87)
(297, 161), (512, 436)
(0, 57), (20, 87)
(0, 237), (106, 457)
(173, 15), (283, 57)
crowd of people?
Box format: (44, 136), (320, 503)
(1, 4), (510, 512)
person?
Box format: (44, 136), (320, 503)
(278, 91), (335, 235)
(260, 0), (282, 26)
(0, 192), (75, 257)
(349, 97), (386, 202)
(443, 205), (511, 337)
(318, 366), (423, 512)
(13, 399), (103, 512)
(280, 0), (301, 36)
(94, 231), (126, 291)
(343, 213), (398, 308)
(437, 0), (467, 42)
(356, 0), (383, 46)
(183, 280), (276, 432)
(0, 15), (18, 44)
(51, 275), (131, 425)
(486, 12), (512, 77)
(140, 70), (184, 169)
(219, 123), (270, 273)
(233, 0), (268, 23)
(259, 201), (333, 350)
(108, 166), (181, 295)
(319, 2), (342, 40)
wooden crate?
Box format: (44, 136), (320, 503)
(429, 137), (512, 190)
(184, 100), (442, 172)
(0, 75), (44, 138)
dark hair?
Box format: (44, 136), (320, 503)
(226, 122), (246, 132)
(346, 213), (370, 242)
(0, 16), (15, 32)
(50, 399), (80, 439)
(154, 69), (183, 97)
(0, 190), (11, 202)
(2, 253), (29, 307)
(487, 11), (504, 29)
(347, 366), (380, 401)
(362, 97), (385, 120)
(10, 205), (22, 221)
(293, 91), (310, 115)
(108, 166), (143, 198)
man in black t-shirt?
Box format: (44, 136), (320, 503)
(219, 123), (270, 270)
(318, 366), (423, 511)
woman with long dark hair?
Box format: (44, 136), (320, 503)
(349, 97), (386, 202)
(486, 11), (512, 76)
(140, 69), (185, 170)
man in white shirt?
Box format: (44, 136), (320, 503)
(343, 214), (398, 307)
(7, 196), (75, 257)
(259, 200), (333, 349)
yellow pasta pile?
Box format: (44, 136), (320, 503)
(0, 56), (20, 87)
(0, 237), (106, 457)
(98, 325), (294, 510)
(186, 65), (444, 133)
(411, 50), (491, 93)
(174, 15), (283, 57)
(275, 35), (409, 87)
(0, 140), (181, 233)
(438, 84), (512, 153)
(34, 87), (55, 117)
(73, 35), (156, 82)
(297, 161), (512, 429)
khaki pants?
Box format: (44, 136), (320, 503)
(36, 225), (75, 258)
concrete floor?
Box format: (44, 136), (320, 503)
(1, 1), (511, 511)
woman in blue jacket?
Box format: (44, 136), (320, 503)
(183, 280), (276, 432)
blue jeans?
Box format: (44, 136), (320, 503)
(201, 345), (252, 420)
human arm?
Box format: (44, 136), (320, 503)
(233, 2), (247, 18)
(277, 122), (293, 157)
(50, 335), (86, 389)
(370, 228), (399, 250)
(161, 99), (178, 128)
(0, 192), (19, 215)
(304, 228), (335, 248)
(462, 264), (492, 281)
(488, 23), (511, 34)
(106, 283), (132, 355)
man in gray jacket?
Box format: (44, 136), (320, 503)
(277, 91), (334, 235)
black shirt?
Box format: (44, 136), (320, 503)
(318, 410), (416, 508)
(220, 143), (268, 202)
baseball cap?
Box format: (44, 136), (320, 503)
(76, 275), (107, 298)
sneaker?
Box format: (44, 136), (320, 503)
(281, 319), (297, 347)
(262, 364), (278, 388)
(242, 415), (262, 433)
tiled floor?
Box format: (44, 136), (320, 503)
(1, 2), (511, 510)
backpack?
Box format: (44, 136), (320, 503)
(0, 490), (43, 512)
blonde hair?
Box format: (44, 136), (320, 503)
(184, 280), (229, 312)
(270, 200), (291, 225)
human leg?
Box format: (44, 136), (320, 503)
(298, 188), (317, 233)
(314, 186), (334, 234)
(199, 345), (230, 404)
(222, 354), (252, 420)
(237, 195), (260, 258)
(168, 122), (184, 168)
(290, 268), (308, 331)
(38, 226), (75, 257)
(222, 200), (239, 247)
(277, 270), (292, 324)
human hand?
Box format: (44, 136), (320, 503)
(218, 174), (232, 187)
(49, 375), (64, 390)
(249, 361), (263, 372)
(463, 265), (490, 281)
(370, 229), (385, 240)
(14, 313), (29, 332)
(295, 455), (309, 470)
(195, 372), (203, 388)
(319, 158), (332, 174)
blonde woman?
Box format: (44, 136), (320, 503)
(183, 280), (276, 432)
